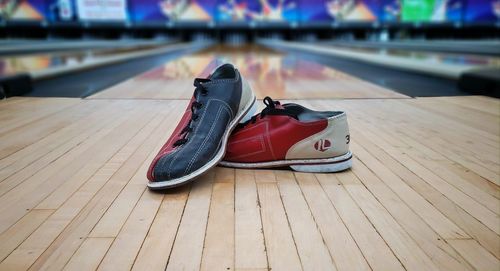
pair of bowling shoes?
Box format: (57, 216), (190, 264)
(147, 64), (352, 189)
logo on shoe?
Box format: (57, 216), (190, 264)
(314, 139), (331, 152)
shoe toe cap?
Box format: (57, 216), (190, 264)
(152, 151), (211, 182)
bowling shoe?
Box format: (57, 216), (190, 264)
(220, 97), (352, 172)
(147, 64), (256, 189)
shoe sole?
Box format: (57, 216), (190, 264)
(148, 78), (256, 190)
(219, 151), (353, 173)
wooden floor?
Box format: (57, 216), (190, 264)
(0, 46), (499, 271)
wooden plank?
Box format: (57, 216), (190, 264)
(337, 170), (440, 271)
(0, 98), (79, 137)
(295, 172), (372, 271)
(63, 238), (114, 271)
(315, 173), (404, 271)
(351, 141), (469, 239)
(25, 105), (175, 271)
(378, 99), (498, 147)
(275, 171), (337, 270)
(349, 130), (500, 259)
(351, 155), (473, 270)
(441, 161), (499, 200)
(132, 187), (189, 271)
(213, 166), (235, 183)
(348, 100), (500, 198)
(447, 239), (500, 271)
(397, 98), (499, 144)
(87, 182), (146, 238)
(412, 98), (499, 136)
(433, 96), (499, 117)
(390, 129), (499, 212)
(375, 99), (500, 168)
(0, 103), (126, 197)
(343, 101), (500, 231)
(254, 170), (276, 183)
(384, 100), (500, 178)
(0, 210), (53, 262)
(387, 116), (500, 186)
(343, 98), (499, 199)
(0, 104), (140, 233)
(87, 103), (183, 237)
(0, 100), (98, 160)
(345, 98), (499, 159)
(257, 182), (302, 271)
(166, 172), (214, 271)
(0, 107), (162, 271)
(348, 124), (500, 235)
(469, 96), (500, 114)
(0, 102), (119, 187)
(201, 181), (235, 271)
(97, 191), (164, 270)
(234, 170), (267, 270)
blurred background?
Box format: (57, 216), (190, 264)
(0, 0), (498, 98)
(1, 0), (498, 40)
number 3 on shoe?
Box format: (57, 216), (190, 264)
(147, 64), (256, 189)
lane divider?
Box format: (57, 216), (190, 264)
(0, 40), (173, 56)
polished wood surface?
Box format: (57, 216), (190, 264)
(0, 47), (498, 271)
(90, 45), (408, 100)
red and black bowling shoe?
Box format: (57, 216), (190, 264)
(220, 97), (352, 172)
(147, 64), (256, 189)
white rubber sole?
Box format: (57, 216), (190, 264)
(148, 81), (256, 189)
(219, 151), (353, 173)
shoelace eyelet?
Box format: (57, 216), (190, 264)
(173, 78), (209, 147)
(173, 138), (188, 147)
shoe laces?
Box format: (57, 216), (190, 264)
(173, 78), (210, 147)
(237, 96), (298, 129)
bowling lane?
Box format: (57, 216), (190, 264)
(89, 45), (408, 100)
(0, 46), (170, 77)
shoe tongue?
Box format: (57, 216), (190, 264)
(210, 63), (235, 80)
(260, 102), (298, 119)
(274, 103), (285, 110)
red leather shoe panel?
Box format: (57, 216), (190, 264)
(225, 115), (326, 163)
(147, 97), (194, 181)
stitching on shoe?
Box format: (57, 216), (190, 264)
(159, 148), (179, 180)
(210, 98), (234, 118)
(262, 120), (277, 160)
(227, 134), (267, 159)
(166, 99), (212, 180)
(185, 106), (224, 174)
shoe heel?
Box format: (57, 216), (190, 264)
(237, 75), (256, 118)
(290, 158), (352, 173)
(240, 100), (258, 123)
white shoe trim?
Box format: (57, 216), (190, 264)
(219, 151), (352, 172)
